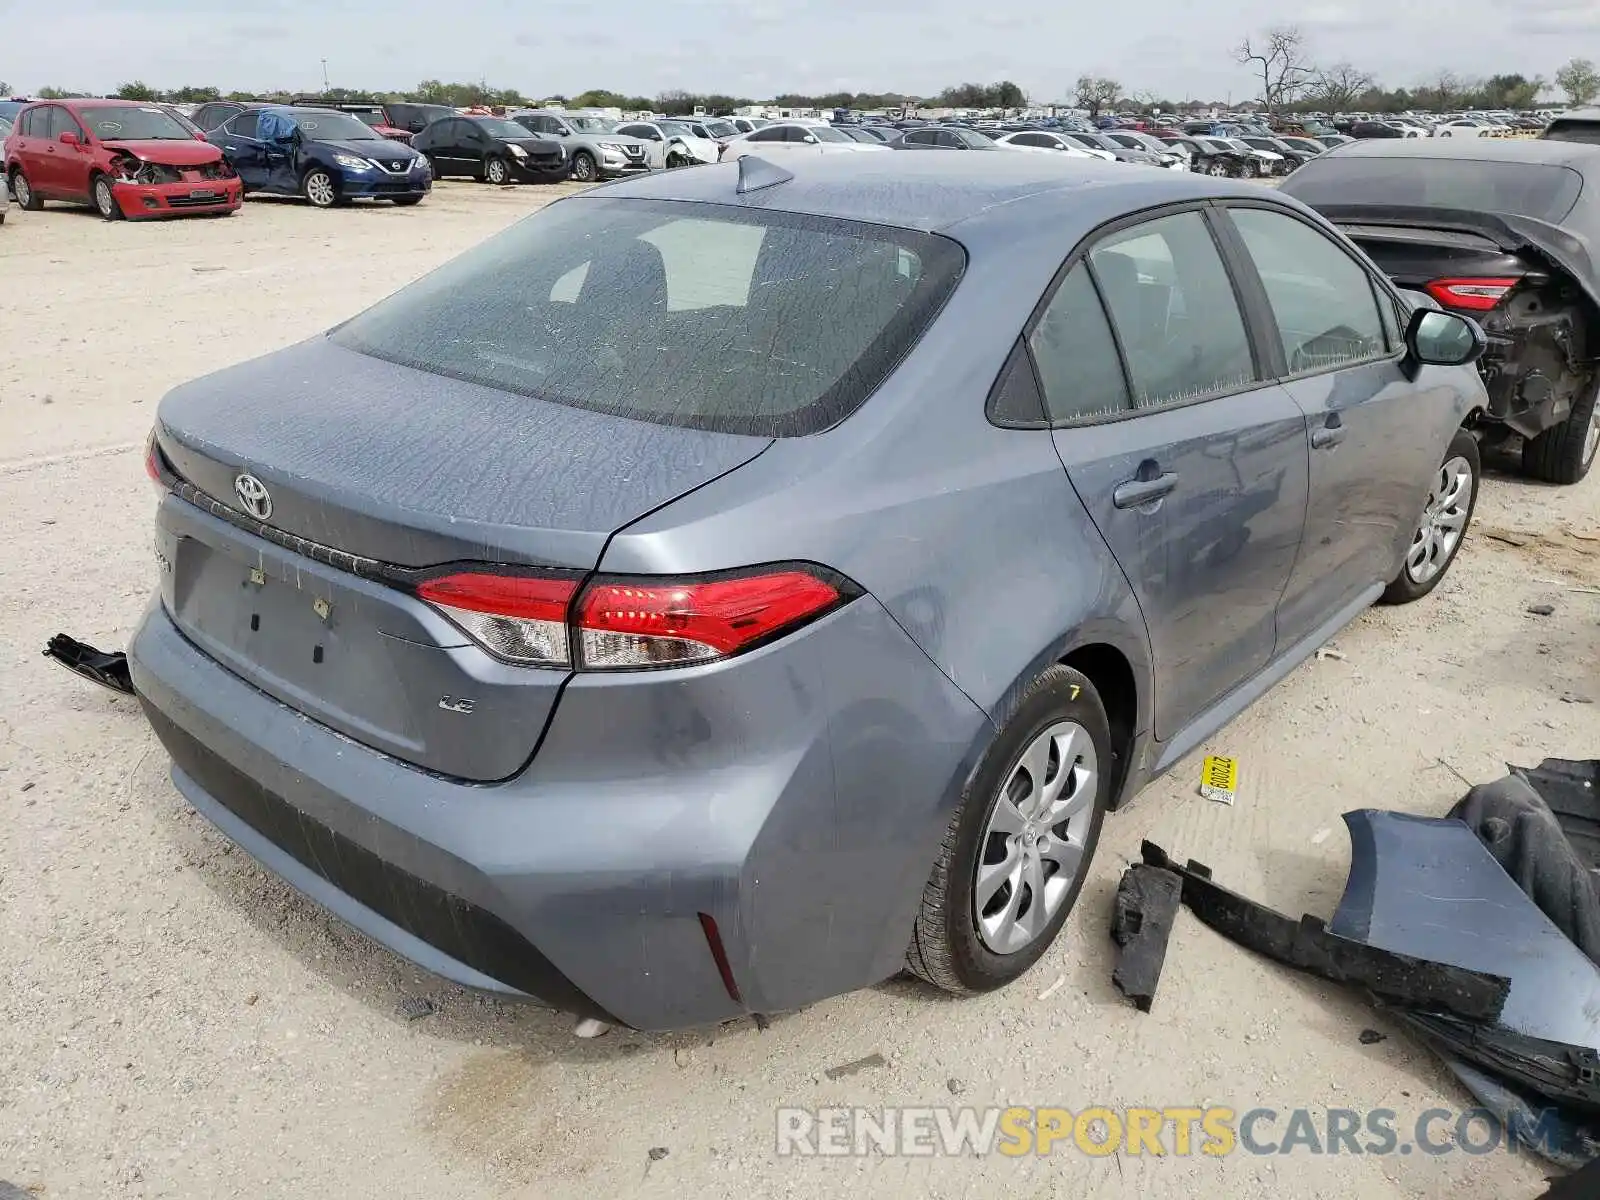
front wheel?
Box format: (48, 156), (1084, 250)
(570, 151), (597, 183)
(11, 168), (42, 211)
(905, 665), (1111, 994)
(1522, 378), (1600, 485)
(93, 174), (124, 221)
(1381, 428), (1480, 604)
(1207, 160), (1229, 177)
(484, 156), (509, 185)
(302, 168), (338, 209)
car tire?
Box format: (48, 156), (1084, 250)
(905, 664), (1111, 995)
(571, 151), (598, 182)
(391, 196), (423, 207)
(92, 174), (124, 221)
(1381, 428), (1481, 605)
(302, 168), (338, 209)
(11, 168), (42, 211)
(1521, 378), (1600, 485)
(484, 156), (509, 185)
(1207, 160), (1229, 177)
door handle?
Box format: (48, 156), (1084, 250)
(1113, 471), (1179, 510)
(1311, 424), (1347, 450)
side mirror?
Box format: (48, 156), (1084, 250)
(802, 134), (817, 144)
(59, 131), (80, 147)
(1404, 307), (1486, 375)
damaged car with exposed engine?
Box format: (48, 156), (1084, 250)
(1282, 139), (1600, 483)
(3, 98), (242, 220)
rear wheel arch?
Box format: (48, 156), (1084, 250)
(1060, 643), (1140, 809)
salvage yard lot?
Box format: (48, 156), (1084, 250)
(2, 180), (1598, 1199)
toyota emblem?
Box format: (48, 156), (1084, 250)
(234, 472), (273, 521)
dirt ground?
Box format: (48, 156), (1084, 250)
(3, 181), (1598, 1200)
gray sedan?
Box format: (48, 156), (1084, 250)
(131, 154), (1489, 1031)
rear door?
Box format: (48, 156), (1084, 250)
(30, 106), (68, 195)
(218, 110), (263, 186)
(428, 118), (465, 174)
(1038, 207), (1310, 739)
(1217, 202), (1444, 642)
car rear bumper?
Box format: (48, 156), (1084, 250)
(129, 589), (986, 1031)
(112, 178), (243, 218)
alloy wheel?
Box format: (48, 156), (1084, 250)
(572, 153), (596, 182)
(94, 178), (116, 218)
(12, 173), (31, 208)
(304, 171), (336, 208)
(1209, 161), (1228, 176)
(487, 158), (508, 184)
(973, 720), (1098, 954)
(1405, 454), (1474, 585)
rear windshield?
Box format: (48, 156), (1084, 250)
(1543, 118), (1600, 146)
(1282, 157), (1583, 223)
(331, 197), (965, 437)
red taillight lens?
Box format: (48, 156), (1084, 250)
(145, 433), (166, 490)
(1424, 277), (1520, 312)
(415, 564), (851, 670)
(575, 567), (845, 669)
(417, 572), (579, 666)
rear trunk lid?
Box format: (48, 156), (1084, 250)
(153, 336), (771, 780)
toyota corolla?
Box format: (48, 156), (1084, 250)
(131, 154), (1489, 1031)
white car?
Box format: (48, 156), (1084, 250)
(993, 131), (1106, 160)
(1437, 117), (1511, 138)
(1206, 137), (1283, 176)
(720, 122), (888, 161)
(614, 119), (722, 168)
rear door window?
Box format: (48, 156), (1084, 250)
(1087, 211), (1258, 409)
(332, 197), (966, 437)
(1028, 263), (1132, 422)
(227, 111), (259, 138)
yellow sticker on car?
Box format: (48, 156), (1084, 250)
(1200, 755), (1239, 805)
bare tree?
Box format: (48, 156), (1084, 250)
(1556, 58), (1600, 107)
(1234, 26), (1315, 113)
(1306, 62), (1374, 113)
(1074, 75), (1121, 119)
(1416, 70), (1465, 112)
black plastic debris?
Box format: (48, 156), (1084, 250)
(43, 633), (134, 696)
(1359, 1029), (1387, 1046)
(1109, 863), (1183, 1012)
(1538, 1151), (1600, 1197)
(1140, 840), (1510, 1022)
(1397, 1011), (1600, 1115)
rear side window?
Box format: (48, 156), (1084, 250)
(332, 197), (965, 437)
(228, 111), (260, 138)
(1543, 119), (1600, 146)
(1088, 212), (1256, 410)
(1227, 207), (1390, 373)
(1283, 157), (1582, 223)
(1028, 263), (1130, 422)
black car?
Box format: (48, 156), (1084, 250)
(1240, 135), (1318, 171)
(1161, 135), (1251, 177)
(411, 116), (567, 184)
(191, 100), (267, 132)
(382, 103), (459, 138)
(1350, 120), (1406, 139)
(1282, 139), (1600, 483)
(889, 126), (1002, 151)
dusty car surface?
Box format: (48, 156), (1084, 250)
(131, 154), (1489, 1032)
(5, 99), (242, 220)
(1282, 138), (1600, 482)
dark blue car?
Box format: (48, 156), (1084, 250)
(207, 106), (430, 208)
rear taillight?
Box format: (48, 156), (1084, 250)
(575, 568), (844, 669)
(1424, 276), (1521, 312)
(414, 564), (851, 671)
(145, 432), (166, 490)
(417, 572), (579, 666)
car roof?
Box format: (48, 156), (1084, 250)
(590, 153), (1292, 242)
(1325, 137), (1600, 172)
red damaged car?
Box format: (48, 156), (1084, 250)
(3, 98), (242, 220)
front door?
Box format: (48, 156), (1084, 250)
(255, 111), (301, 193)
(51, 109), (95, 201)
(1033, 209), (1310, 739)
(216, 111), (264, 188)
(1218, 203), (1449, 645)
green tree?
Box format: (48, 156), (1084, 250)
(115, 80), (160, 101)
(169, 85), (221, 103)
(37, 86), (86, 100)
(1555, 58), (1600, 107)
(1479, 73), (1541, 110)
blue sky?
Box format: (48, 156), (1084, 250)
(2, 0), (1596, 103)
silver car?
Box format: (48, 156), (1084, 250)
(131, 155), (1489, 1032)
(508, 109), (651, 181)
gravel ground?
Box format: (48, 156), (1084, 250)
(2, 179), (1597, 1199)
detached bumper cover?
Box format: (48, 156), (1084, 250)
(129, 591), (986, 1031)
(111, 178), (242, 217)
